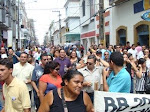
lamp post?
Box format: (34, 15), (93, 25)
(52, 11), (62, 44)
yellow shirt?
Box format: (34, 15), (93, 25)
(3, 78), (31, 112)
(12, 62), (34, 91)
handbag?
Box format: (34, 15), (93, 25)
(61, 88), (68, 112)
(144, 70), (150, 94)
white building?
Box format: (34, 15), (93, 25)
(109, 0), (150, 46)
(80, 0), (110, 52)
(64, 0), (80, 43)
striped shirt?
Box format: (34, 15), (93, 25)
(136, 72), (146, 91)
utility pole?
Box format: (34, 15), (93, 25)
(52, 11), (62, 44)
(59, 11), (62, 44)
(99, 0), (104, 45)
(17, 0), (20, 49)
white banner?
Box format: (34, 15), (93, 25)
(94, 91), (150, 112)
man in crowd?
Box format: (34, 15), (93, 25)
(125, 41), (131, 50)
(54, 49), (71, 77)
(115, 45), (121, 53)
(8, 48), (20, 64)
(34, 48), (41, 64)
(103, 52), (131, 93)
(0, 58), (30, 112)
(1, 47), (7, 59)
(12, 52), (34, 99)
(78, 54), (109, 103)
(98, 44), (106, 59)
(128, 44), (137, 60)
(31, 53), (48, 111)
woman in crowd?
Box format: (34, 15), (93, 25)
(38, 70), (94, 112)
(49, 47), (55, 57)
(28, 54), (35, 66)
(47, 54), (53, 62)
(136, 58), (148, 94)
(123, 53), (138, 93)
(144, 49), (150, 69)
(53, 49), (60, 60)
(70, 50), (85, 70)
(39, 61), (62, 102)
(104, 51), (110, 63)
(123, 49), (128, 55)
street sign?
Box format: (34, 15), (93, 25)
(141, 11), (150, 21)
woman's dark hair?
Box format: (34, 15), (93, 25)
(54, 49), (60, 57)
(138, 58), (146, 65)
(48, 54), (53, 61)
(28, 54), (33, 58)
(44, 61), (60, 74)
(70, 50), (78, 58)
(61, 70), (83, 86)
(127, 53), (132, 58)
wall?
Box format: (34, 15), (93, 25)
(110, 0), (149, 45)
(68, 18), (80, 33)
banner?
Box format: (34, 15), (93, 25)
(94, 91), (150, 112)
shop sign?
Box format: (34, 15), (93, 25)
(141, 11), (150, 21)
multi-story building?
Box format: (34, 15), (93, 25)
(0, 0), (17, 49)
(109, 0), (150, 46)
(64, 0), (80, 44)
(28, 19), (36, 47)
(0, 0), (36, 49)
(80, 0), (110, 52)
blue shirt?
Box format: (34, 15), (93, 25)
(0, 101), (2, 111)
(101, 49), (106, 59)
(31, 65), (44, 98)
(13, 51), (21, 64)
(107, 68), (131, 93)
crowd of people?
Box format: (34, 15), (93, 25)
(0, 41), (150, 112)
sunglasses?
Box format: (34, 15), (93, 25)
(55, 68), (60, 71)
(43, 59), (48, 61)
(86, 62), (93, 65)
(104, 54), (109, 55)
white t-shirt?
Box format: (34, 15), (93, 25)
(1, 54), (8, 58)
(146, 59), (150, 69)
(128, 48), (137, 59)
(137, 51), (144, 60)
(34, 52), (41, 60)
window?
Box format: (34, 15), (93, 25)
(90, 0), (95, 17)
(82, 0), (85, 16)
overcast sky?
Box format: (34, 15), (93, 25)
(24, 0), (66, 45)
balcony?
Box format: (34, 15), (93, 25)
(109, 0), (125, 5)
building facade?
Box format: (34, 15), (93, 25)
(80, 0), (110, 52)
(0, 0), (17, 49)
(0, 0), (36, 50)
(64, 0), (80, 44)
(109, 0), (150, 46)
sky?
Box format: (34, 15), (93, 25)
(24, 0), (66, 45)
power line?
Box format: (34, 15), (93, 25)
(70, 0), (131, 32)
